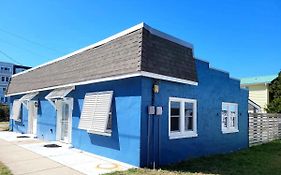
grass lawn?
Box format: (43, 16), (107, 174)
(108, 140), (281, 175)
(0, 162), (12, 175)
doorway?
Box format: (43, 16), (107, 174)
(28, 101), (38, 135)
(56, 98), (73, 144)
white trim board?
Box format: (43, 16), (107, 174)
(12, 22), (193, 78)
(7, 71), (198, 97)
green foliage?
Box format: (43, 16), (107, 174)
(267, 71), (281, 113)
(0, 162), (12, 175)
(0, 104), (9, 122)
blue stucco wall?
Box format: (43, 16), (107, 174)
(9, 60), (248, 167)
(140, 59), (249, 166)
(10, 95), (29, 134)
(10, 77), (142, 166)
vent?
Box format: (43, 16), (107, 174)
(16, 136), (30, 138)
(43, 144), (62, 148)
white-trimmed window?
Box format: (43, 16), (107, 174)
(169, 97), (197, 139)
(78, 91), (113, 136)
(221, 102), (239, 133)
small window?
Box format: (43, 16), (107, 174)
(1, 77), (4, 82)
(169, 97), (197, 139)
(6, 77), (9, 82)
(221, 102), (239, 133)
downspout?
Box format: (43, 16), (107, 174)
(147, 79), (156, 168)
(148, 79), (160, 169)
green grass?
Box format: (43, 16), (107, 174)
(0, 162), (12, 175)
(108, 140), (281, 175)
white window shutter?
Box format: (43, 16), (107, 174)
(78, 94), (97, 130)
(12, 100), (22, 121)
(78, 91), (113, 133)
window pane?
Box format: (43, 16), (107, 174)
(185, 102), (193, 131)
(230, 116), (235, 127)
(171, 101), (180, 116)
(222, 107), (228, 128)
(229, 104), (237, 128)
(106, 110), (112, 130)
(170, 101), (180, 132)
(171, 117), (180, 132)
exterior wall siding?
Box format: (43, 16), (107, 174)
(247, 84), (269, 112)
(140, 59), (248, 166)
(10, 77), (142, 166)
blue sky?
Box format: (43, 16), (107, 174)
(0, 0), (280, 78)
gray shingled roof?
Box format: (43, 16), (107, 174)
(7, 23), (197, 96)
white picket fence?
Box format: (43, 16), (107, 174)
(249, 113), (281, 147)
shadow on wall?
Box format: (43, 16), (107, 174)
(88, 99), (120, 150)
(72, 97), (121, 151)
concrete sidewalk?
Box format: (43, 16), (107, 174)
(0, 138), (84, 175)
(0, 131), (133, 175)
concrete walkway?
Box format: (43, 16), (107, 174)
(0, 131), (133, 175)
(0, 138), (84, 175)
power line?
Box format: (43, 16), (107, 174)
(0, 50), (22, 65)
(0, 27), (62, 54)
(0, 37), (46, 58)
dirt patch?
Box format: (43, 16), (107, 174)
(0, 122), (9, 131)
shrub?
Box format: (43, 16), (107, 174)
(0, 104), (9, 122)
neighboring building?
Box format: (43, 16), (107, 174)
(0, 61), (31, 104)
(7, 23), (248, 167)
(248, 99), (261, 113)
(241, 75), (277, 113)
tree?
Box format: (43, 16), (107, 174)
(266, 71), (281, 113)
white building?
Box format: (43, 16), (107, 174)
(0, 61), (31, 104)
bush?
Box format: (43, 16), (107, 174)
(267, 71), (281, 113)
(0, 104), (9, 122)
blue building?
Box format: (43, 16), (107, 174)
(6, 23), (248, 167)
(0, 61), (30, 104)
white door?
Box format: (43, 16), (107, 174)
(56, 98), (73, 143)
(28, 101), (38, 135)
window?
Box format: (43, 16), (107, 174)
(169, 97), (197, 139)
(0, 67), (10, 73)
(78, 91), (113, 136)
(1, 77), (4, 82)
(5, 77), (9, 82)
(221, 102), (239, 133)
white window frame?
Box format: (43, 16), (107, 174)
(169, 97), (198, 139)
(221, 102), (239, 134)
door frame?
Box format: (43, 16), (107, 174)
(55, 97), (73, 144)
(27, 100), (38, 135)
